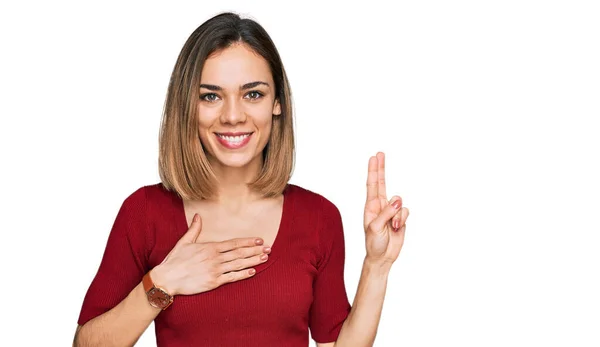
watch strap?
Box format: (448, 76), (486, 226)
(142, 271), (154, 292)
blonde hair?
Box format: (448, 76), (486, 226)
(158, 12), (295, 200)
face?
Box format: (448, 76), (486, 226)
(197, 43), (281, 170)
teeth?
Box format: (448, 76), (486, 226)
(217, 134), (250, 143)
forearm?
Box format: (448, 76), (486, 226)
(335, 259), (391, 347)
(74, 281), (161, 347)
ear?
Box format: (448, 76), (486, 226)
(273, 99), (282, 116)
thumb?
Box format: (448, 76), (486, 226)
(177, 213), (203, 244)
(367, 196), (402, 234)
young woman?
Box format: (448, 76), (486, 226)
(74, 12), (409, 347)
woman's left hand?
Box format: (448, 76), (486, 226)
(363, 152), (410, 267)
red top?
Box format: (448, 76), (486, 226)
(78, 183), (351, 346)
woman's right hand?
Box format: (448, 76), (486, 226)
(150, 213), (270, 296)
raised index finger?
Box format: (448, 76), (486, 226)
(217, 237), (264, 252)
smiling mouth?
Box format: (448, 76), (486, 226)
(214, 132), (253, 149)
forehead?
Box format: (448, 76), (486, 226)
(200, 43), (273, 87)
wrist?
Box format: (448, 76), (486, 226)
(150, 265), (177, 296)
(363, 257), (392, 278)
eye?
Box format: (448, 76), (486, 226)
(245, 91), (264, 100)
(200, 93), (220, 102)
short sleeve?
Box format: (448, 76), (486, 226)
(77, 187), (150, 326)
(309, 198), (352, 343)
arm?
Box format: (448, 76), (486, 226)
(74, 188), (156, 346)
(320, 152), (409, 347)
(73, 282), (160, 347)
(326, 260), (391, 347)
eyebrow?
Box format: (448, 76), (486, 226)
(199, 81), (270, 91)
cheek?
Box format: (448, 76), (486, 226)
(197, 104), (219, 125)
(196, 107), (219, 146)
(198, 101), (226, 125)
(244, 102), (275, 125)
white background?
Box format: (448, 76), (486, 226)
(1, 0), (599, 346)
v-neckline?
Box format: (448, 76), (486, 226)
(173, 184), (294, 275)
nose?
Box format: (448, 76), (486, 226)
(219, 97), (247, 125)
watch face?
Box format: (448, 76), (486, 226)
(148, 287), (172, 309)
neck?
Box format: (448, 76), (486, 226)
(207, 155), (264, 210)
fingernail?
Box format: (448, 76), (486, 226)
(255, 239), (264, 245)
(392, 200), (401, 209)
(260, 254), (269, 261)
(263, 247), (271, 253)
(249, 269), (256, 275)
(393, 220), (399, 229)
(193, 213), (199, 223)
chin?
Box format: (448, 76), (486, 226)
(206, 145), (266, 169)
(214, 152), (257, 168)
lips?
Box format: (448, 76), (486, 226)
(214, 132), (253, 149)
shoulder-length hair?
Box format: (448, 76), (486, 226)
(158, 12), (295, 201)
